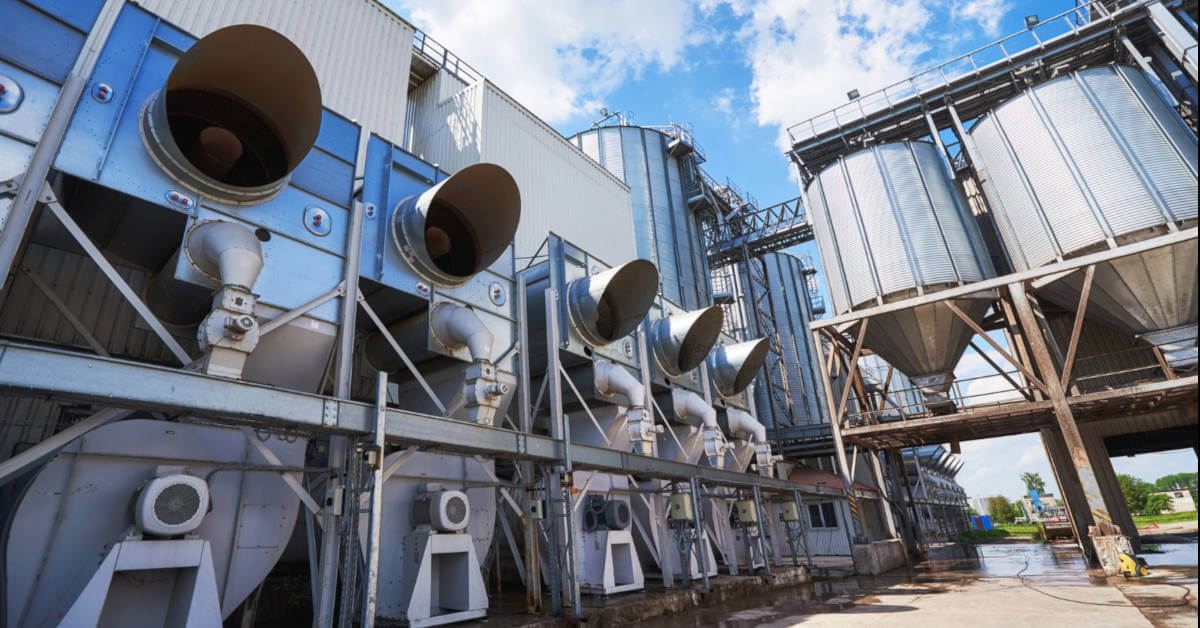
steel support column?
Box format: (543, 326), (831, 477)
(1009, 282), (1120, 548)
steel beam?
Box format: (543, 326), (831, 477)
(1008, 282), (1119, 543)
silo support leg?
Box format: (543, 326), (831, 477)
(1009, 282), (1128, 574)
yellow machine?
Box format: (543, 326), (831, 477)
(1118, 553), (1150, 578)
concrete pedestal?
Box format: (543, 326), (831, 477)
(851, 539), (906, 576)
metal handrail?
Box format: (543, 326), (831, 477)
(412, 29), (484, 85)
(785, 0), (1130, 146)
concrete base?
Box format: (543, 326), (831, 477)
(1091, 534), (1134, 576)
(851, 539), (906, 576)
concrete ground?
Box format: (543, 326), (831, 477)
(632, 538), (1197, 627)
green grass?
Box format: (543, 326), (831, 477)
(1133, 510), (1197, 528)
(994, 523), (1039, 535)
(958, 529), (1013, 542)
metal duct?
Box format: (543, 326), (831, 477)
(726, 407), (766, 443)
(184, 221), (264, 290)
(144, 221), (264, 327)
(969, 64), (1197, 356)
(140, 25), (322, 204)
(392, 163), (520, 287)
(567, 259), (659, 347)
(649, 305), (724, 377)
(363, 303), (494, 371)
(708, 338), (769, 398)
(807, 140), (992, 389)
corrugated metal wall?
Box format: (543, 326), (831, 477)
(135, 0), (414, 144)
(409, 76), (636, 265)
(1046, 313), (1160, 392)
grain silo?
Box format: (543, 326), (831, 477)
(569, 125), (712, 311)
(968, 64), (1197, 364)
(807, 141), (994, 410)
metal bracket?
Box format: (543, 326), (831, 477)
(322, 399), (339, 428)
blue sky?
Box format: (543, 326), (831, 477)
(385, 0), (1198, 501)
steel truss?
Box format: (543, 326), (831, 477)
(809, 227), (1198, 560)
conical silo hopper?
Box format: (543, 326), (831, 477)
(967, 65), (1197, 368)
(806, 141), (994, 410)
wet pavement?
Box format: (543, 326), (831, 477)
(631, 539), (1198, 627)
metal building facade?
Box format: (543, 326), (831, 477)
(569, 125), (711, 310)
(134, 0), (415, 145)
(407, 77), (638, 266)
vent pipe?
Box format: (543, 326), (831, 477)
(649, 305), (724, 377)
(708, 338), (769, 398)
(671, 388), (730, 466)
(594, 360), (659, 454)
(567, 260), (659, 347)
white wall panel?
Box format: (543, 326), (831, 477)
(408, 75), (636, 266)
(136, 0), (414, 143)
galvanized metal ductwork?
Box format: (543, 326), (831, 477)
(140, 25), (322, 204)
(726, 407), (781, 477)
(568, 259), (660, 347)
(968, 65), (1197, 367)
(807, 140), (994, 410)
(671, 388), (730, 466)
(649, 305), (724, 377)
(708, 338), (770, 399)
(363, 303), (510, 424)
(594, 359), (660, 454)
(392, 163), (520, 287)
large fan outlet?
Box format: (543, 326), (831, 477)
(134, 474), (210, 536)
(412, 489), (471, 533)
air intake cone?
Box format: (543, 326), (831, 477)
(141, 25), (322, 204)
(708, 338), (769, 398)
(393, 163), (521, 287)
(650, 305), (724, 376)
(567, 259), (659, 347)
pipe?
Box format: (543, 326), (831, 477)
(726, 408), (766, 443)
(566, 259), (659, 347)
(708, 338), (769, 398)
(593, 360), (645, 408)
(671, 389), (717, 431)
(184, 221), (264, 290)
(431, 303), (494, 362)
(363, 303), (494, 372)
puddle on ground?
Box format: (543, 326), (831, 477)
(629, 538), (1198, 626)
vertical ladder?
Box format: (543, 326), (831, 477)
(741, 248), (795, 437)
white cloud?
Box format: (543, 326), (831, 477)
(712, 87), (736, 116)
(953, 0), (1012, 37)
(388, 0), (702, 124)
(728, 0), (934, 150)
(959, 433), (1058, 501)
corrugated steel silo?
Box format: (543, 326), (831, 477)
(969, 65), (1197, 363)
(807, 141), (993, 407)
(742, 252), (829, 430)
(570, 126), (711, 310)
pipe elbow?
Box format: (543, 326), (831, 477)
(727, 408), (766, 443)
(671, 389), (717, 430)
(432, 303), (493, 362)
(594, 360), (645, 407)
(186, 221), (264, 290)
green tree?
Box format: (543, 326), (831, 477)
(1154, 472), (1197, 503)
(1118, 474), (1153, 514)
(1143, 493), (1172, 515)
(1020, 472), (1046, 495)
(987, 496), (1017, 523)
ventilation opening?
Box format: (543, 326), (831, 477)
(676, 307), (723, 373)
(165, 90), (287, 186)
(445, 495), (468, 526)
(425, 200), (480, 278)
(154, 484), (201, 525)
(594, 291), (621, 342)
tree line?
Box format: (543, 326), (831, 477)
(976, 471), (1196, 524)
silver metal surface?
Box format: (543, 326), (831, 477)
(570, 126), (710, 309)
(807, 140), (991, 383)
(970, 64), (1197, 340)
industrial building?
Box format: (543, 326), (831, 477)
(0, 0), (1194, 625)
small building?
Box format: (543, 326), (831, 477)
(1152, 490), (1197, 514)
